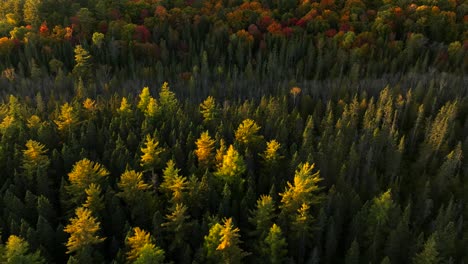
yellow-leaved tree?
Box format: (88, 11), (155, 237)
(117, 170), (151, 204)
(126, 227), (165, 263)
(195, 131), (216, 169)
(214, 145), (246, 183)
(54, 103), (77, 134)
(66, 159), (109, 206)
(22, 139), (50, 179)
(64, 207), (105, 255)
(279, 163), (323, 219)
(234, 119), (263, 148)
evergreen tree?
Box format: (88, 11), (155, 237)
(249, 195), (276, 239)
(262, 224), (288, 264)
(413, 234), (439, 264)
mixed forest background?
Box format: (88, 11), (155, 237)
(0, 0), (466, 263)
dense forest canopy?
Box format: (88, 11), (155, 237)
(0, 0), (466, 263)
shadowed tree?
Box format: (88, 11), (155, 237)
(262, 224), (288, 264)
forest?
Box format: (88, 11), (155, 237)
(0, 0), (466, 263)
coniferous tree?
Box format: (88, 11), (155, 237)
(64, 207), (105, 258)
(0, 235), (45, 264)
(126, 227), (164, 263)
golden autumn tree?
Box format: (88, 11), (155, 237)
(200, 96), (219, 123)
(279, 163), (323, 219)
(137, 87), (152, 112)
(22, 139), (50, 178)
(83, 183), (104, 214)
(117, 170), (151, 204)
(64, 207), (105, 255)
(140, 134), (165, 173)
(216, 218), (249, 264)
(2, 235), (45, 263)
(195, 131), (216, 168)
(214, 145), (246, 183)
(126, 227), (164, 263)
(234, 119), (263, 147)
(66, 159), (109, 205)
(160, 160), (188, 204)
(119, 97), (132, 115)
(54, 103), (77, 135)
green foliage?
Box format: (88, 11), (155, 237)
(1, 235), (45, 264)
(72, 45), (92, 80)
(413, 234), (439, 264)
(262, 224), (288, 264)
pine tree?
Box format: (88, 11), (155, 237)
(83, 183), (104, 214)
(64, 207), (105, 255)
(345, 239), (360, 264)
(413, 234), (439, 264)
(158, 82), (178, 115)
(249, 195), (276, 239)
(2, 235), (45, 263)
(203, 222), (223, 263)
(54, 103), (77, 135)
(160, 160), (188, 204)
(262, 224), (288, 264)
(161, 203), (190, 251)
